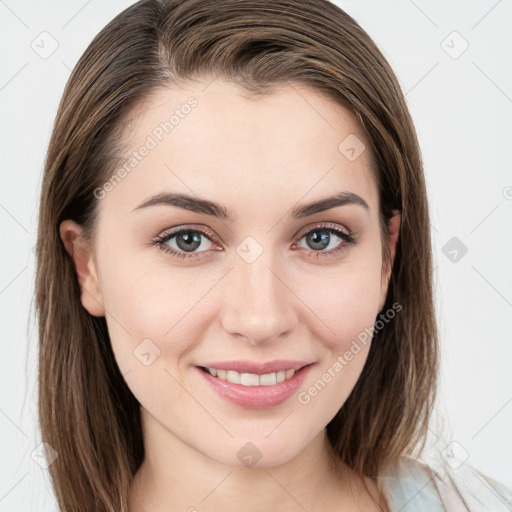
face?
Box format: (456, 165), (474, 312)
(61, 78), (399, 468)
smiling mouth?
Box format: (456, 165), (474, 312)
(199, 365), (309, 387)
(196, 363), (315, 409)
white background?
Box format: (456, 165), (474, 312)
(0, 0), (511, 510)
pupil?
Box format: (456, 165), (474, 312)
(308, 230), (329, 250)
(177, 231), (201, 252)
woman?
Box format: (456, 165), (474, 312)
(35, 0), (512, 511)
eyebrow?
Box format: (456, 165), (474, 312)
(131, 191), (369, 221)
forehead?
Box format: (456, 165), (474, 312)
(99, 79), (379, 218)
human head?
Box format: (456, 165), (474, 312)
(36, 1), (438, 511)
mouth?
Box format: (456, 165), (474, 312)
(198, 365), (303, 386)
(195, 361), (315, 409)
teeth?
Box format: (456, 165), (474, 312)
(240, 373), (260, 386)
(227, 370), (241, 384)
(259, 372), (276, 385)
(205, 367), (297, 386)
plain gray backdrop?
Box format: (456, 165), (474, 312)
(0, 0), (511, 510)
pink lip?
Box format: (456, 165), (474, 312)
(197, 359), (310, 374)
(195, 362), (315, 409)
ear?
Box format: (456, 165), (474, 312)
(379, 212), (401, 311)
(59, 220), (105, 317)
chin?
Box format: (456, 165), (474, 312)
(199, 431), (310, 470)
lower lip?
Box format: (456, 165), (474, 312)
(196, 364), (315, 409)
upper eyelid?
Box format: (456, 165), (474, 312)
(294, 222), (351, 239)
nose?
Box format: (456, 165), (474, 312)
(219, 243), (297, 346)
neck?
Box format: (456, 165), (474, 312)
(128, 408), (386, 512)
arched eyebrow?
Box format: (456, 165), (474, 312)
(131, 191), (369, 221)
(291, 192), (369, 218)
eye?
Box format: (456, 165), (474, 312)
(151, 226), (219, 260)
(294, 222), (357, 258)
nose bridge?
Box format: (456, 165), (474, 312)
(220, 235), (296, 344)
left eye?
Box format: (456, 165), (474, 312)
(296, 227), (346, 252)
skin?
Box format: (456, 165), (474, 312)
(60, 78), (399, 512)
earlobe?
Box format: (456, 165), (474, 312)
(379, 212), (401, 310)
(59, 220), (105, 317)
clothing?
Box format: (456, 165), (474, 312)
(378, 456), (512, 511)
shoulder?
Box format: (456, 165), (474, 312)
(377, 455), (512, 512)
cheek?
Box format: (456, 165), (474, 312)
(308, 259), (383, 351)
(98, 256), (222, 384)
(293, 263), (383, 426)
(99, 270), (208, 412)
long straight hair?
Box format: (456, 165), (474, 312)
(35, 1), (439, 510)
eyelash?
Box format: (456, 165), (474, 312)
(150, 222), (358, 261)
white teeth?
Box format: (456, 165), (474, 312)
(226, 370), (241, 384)
(205, 367), (297, 386)
(260, 372), (277, 385)
(240, 373), (260, 386)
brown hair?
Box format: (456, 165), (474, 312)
(35, 0), (438, 510)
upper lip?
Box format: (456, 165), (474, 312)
(197, 360), (312, 375)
